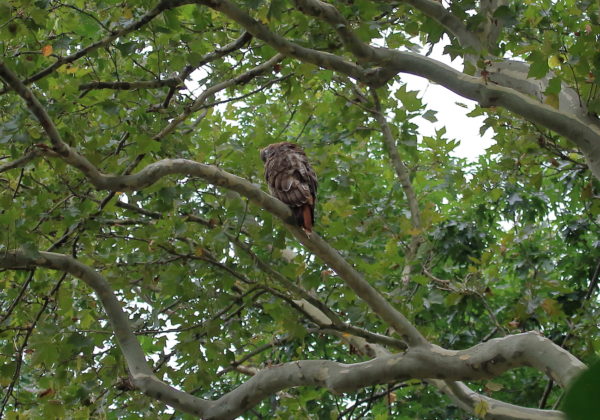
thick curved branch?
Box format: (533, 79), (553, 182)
(55, 156), (427, 345)
(0, 63), (421, 340)
(377, 50), (600, 179)
(432, 379), (564, 420)
(401, 0), (482, 51)
(487, 60), (600, 129)
(291, 0), (597, 143)
(0, 250), (211, 416)
(294, 0), (380, 62)
(196, 0), (371, 82)
(338, 328), (565, 420)
(2, 252), (581, 420)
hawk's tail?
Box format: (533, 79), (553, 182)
(294, 205), (313, 233)
(302, 205), (313, 233)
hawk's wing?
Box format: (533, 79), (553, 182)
(265, 146), (316, 206)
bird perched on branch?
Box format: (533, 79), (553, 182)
(260, 142), (318, 233)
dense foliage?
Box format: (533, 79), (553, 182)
(0, 0), (598, 418)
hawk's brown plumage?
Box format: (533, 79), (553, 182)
(261, 142), (318, 232)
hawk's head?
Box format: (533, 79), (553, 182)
(259, 145), (271, 163)
(260, 142), (301, 163)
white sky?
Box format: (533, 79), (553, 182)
(401, 39), (495, 161)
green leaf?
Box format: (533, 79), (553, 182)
(163, 9), (181, 30)
(76, 13), (101, 37)
(0, 2), (11, 24)
(395, 85), (422, 112)
(115, 41), (140, 56)
(43, 400), (65, 418)
(493, 5), (517, 26)
(422, 109), (438, 123)
(267, 0), (286, 21)
(545, 77), (562, 95)
(527, 51), (550, 79)
(563, 360), (600, 420)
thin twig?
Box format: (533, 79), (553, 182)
(0, 149), (42, 174)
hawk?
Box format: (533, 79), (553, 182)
(260, 142), (318, 233)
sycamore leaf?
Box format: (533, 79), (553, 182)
(544, 93), (559, 109)
(474, 399), (489, 418)
(541, 298), (562, 317)
(41, 44), (52, 56)
(485, 381), (504, 392)
(527, 51), (549, 79)
(547, 55), (562, 69)
(545, 77), (562, 95)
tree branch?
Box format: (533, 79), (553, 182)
(335, 321), (567, 420)
(371, 88), (423, 284)
(294, 0), (380, 62)
(370, 89), (420, 229)
(0, 149), (42, 174)
(93, 158), (427, 345)
(399, 0), (482, 51)
(78, 31), (252, 92)
(486, 60), (599, 130)
(0, 250), (586, 420)
(431, 379), (564, 420)
(375, 51), (600, 179)
(196, 0), (373, 82)
(0, 250), (212, 416)
(153, 53), (284, 140)
(2, 252), (581, 419)
(52, 156), (428, 345)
